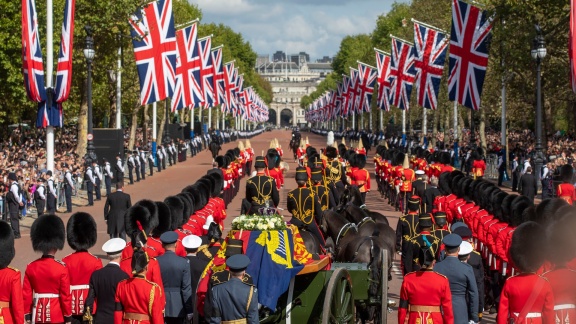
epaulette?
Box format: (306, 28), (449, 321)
(241, 273), (255, 286)
(211, 270), (231, 286)
(431, 271), (448, 279)
(472, 250), (481, 256)
(55, 259), (67, 267)
(7, 266), (19, 273)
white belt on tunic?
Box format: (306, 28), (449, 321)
(555, 304), (576, 310)
(71, 284), (90, 291)
(34, 293), (60, 299)
(513, 312), (542, 318)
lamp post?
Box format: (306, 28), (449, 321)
(163, 101), (171, 147)
(531, 24), (546, 189)
(84, 25), (97, 165)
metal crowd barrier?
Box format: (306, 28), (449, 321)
(485, 154), (498, 179)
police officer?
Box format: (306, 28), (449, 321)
(84, 238), (130, 324)
(34, 178), (46, 217)
(396, 196), (421, 275)
(139, 149), (146, 180)
(62, 164), (74, 213)
(85, 161), (96, 206)
(162, 145), (168, 169)
(434, 234), (479, 324)
(156, 146), (164, 173)
(242, 156), (279, 215)
(62, 212), (103, 323)
(6, 172), (22, 238)
(133, 150), (141, 182)
(156, 231), (193, 324)
(114, 250), (164, 324)
(103, 158), (114, 196)
(148, 150), (155, 176)
(286, 167), (325, 248)
(93, 160), (103, 201)
(46, 171), (57, 214)
(23, 215), (71, 323)
(0, 221), (24, 324)
(126, 152), (135, 185)
(115, 153), (124, 182)
(207, 254), (258, 324)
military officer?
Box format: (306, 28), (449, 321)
(23, 215), (72, 324)
(286, 167), (325, 248)
(133, 150), (141, 182)
(127, 151), (135, 185)
(139, 150), (147, 180)
(403, 213), (440, 273)
(115, 153), (124, 182)
(434, 234), (479, 324)
(156, 231), (193, 324)
(398, 246), (454, 324)
(114, 250), (164, 324)
(0, 221), (24, 324)
(85, 161), (96, 206)
(432, 211), (451, 260)
(310, 167), (335, 212)
(84, 238), (130, 324)
(396, 196), (420, 274)
(412, 170), (428, 202)
(457, 238), (484, 322)
(323, 146), (345, 203)
(62, 212), (103, 323)
(207, 254), (259, 324)
(242, 156), (279, 215)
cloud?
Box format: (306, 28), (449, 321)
(189, 0), (399, 60)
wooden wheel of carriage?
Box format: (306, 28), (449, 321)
(321, 268), (355, 324)
(373, 249), (389, 324)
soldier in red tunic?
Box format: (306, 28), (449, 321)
(62, 212), (103, 323)
(0, 221), (24, 324)
(497, 222), (555, 324)
(114, 250), (164, 324)
(23, 215), (72, 324)
(398, 246), (454, 324)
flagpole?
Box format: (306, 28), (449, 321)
(454, 100), (458, 140)
(208, 107), (212, 129)
(379, 109), (383, 131)
(116, 40), (122, 129)
(410, 18), (448, 34)
(152, 102), (157, 161)
(46, 0), (55, 172)
(402, 109), (406, 144)
(423, 108), (427, 141)
(215, 108), (219, 130)
(369, 110), (372, 130)
(199, 106), (203, 134)
(222, 109), (225, 129)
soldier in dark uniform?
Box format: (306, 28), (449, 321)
(84, 160), (96, 206)
(242, 156), (279, 215)
(287, 167), (325, 248)
(457, 237), (484, 322)
(396, 196), (420, 274)
(206, 254), (259, 324)
(46, 171), (57, 214)
(403, 213), (440, 274)
(432, 211), (451, 260)
(114, 153), (124, 181)
(84, 238), (130, 324)
(182, 235), (208, 301)
(323, 146), (345, 203)
(310, 167), (335, 211)
(156, 231), (193, 324)
(126, 152), (135, 185)
(434, 234), (479, 324)
(133, 150), (141, 182)
(139, 150), (147, 180)
(412, 170), (428, 201)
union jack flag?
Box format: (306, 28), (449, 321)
(349, 68), (359, 114)
(129, 0), (177, 106)
(212, 46), (225, 106)
(223, 61), (237, 113)
(54, 0), (75, 105)
(388, 37), (416, 110)
(171, 21), (203, 112)
(235, 74), (244, 115)
(198, 36), (214, 108)
(356, 62), (377, 113)
(375, 49), (391, 111)
(341, 75), (350, 117)
(22, 0), (46, 103)
(448, 0), (493, 110)
(413, 22), (447, 110)
(334, 82), (343, 117)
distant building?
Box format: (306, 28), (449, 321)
(317, 56), (332, 63)
(255, 54), (333, 127)
(256, 55), (270, 68)
(272, 51), (286, 62)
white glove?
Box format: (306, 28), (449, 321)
(187, 313), (193, 320)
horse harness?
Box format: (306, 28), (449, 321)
(336, 222), (358, 246)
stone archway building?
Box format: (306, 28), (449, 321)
(257, 59), (332, 127)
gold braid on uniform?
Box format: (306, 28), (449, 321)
(288, 189), (314, 225)
(148, 284), (155, 316)
(197, 245), (212, 259)
(325, 160), (342, 184)
(247, 177), (273, 205)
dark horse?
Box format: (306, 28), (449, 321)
(209, 141), (221, 160)
(339, 186), (390, 226)
(289, 132), (301, 160)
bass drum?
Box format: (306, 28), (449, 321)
(280, 161), (290, 174)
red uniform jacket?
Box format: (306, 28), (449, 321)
(472, 160), (486, 178)
(399, 270), (454, 324)
(23, 255), (72, 323)
(120, 257), (165, 305)
(0, 266), (24, 324)
(400, 169), (415, 193)
(61, 251), (103, 315)
(351, 168), (371, 193)
(114, 276), (164, 324)
(543, 267), (576, 324)
(497, 274), (555, 324)
(265, 168), (283, 190)
(557, 183), (576, 205)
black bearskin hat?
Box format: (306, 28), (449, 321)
(510, 195), (533, 227)
(325, 146), (338, 159)
(152, 201), (172, 235)
(197, 178), (214, 200)
(440, 152), (451, 165)
(164, 196), (184, 230)
(31, 214), (65, 253)
(491, 191), (508, 221)
(215, 155), (225, 168)
(546, 213), (576, 265)
(125, 204), (154, 236)
(0, 221), (15, 268)
(560, 164), (574, 183)
(511, 221), (546, 273)
(308, 153), (320, 168)
(533, 198), (568, 226)
(208, 172), (224, 197)
(66, 212), (97, 251)
(134, 199), (159, 232)
(438, 172), (453, 195)
(393, 152), (405, 167)
(305, 146), (317, 157)
(182, 185), (200, 212)
(465, 180), (481, 202)
(338, 144), (347, 157)
(482, 186), (500, 212)
(177, 192), (194, 218)
(266, 151), (278, 170)
(233, 147), (240, 157)
(355, 153), (366, 169)
(501, 194), (518, 224)
(459, 178), (472, 199)
(295, 167), (308, 182)
(193, 182), (210, 207)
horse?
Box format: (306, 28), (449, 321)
(289, 132), (301, 160)
(339, 186), (390, 226)
(209, 141), (221, 160)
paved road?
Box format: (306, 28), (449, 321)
(10, 129), (497, 323)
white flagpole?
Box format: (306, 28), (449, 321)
(208, 107), (212, 129)
(46, 0), (54, 172)
(423, 108), (427, 139)
(215, 108), (219, 130)
(454, 101), (458, 140)
(402, 109), (406, 136)
(152, 102), (157, 158)
(116, 44), (122, 129)
(199, 106), (203, 133)
(222, 109), (225, 129)
(379, 109), (383, 131)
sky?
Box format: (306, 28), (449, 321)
(189, 0), (404, 61)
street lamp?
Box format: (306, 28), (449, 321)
(531, 24), (546, 189)
(84, 25), (97, 166)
